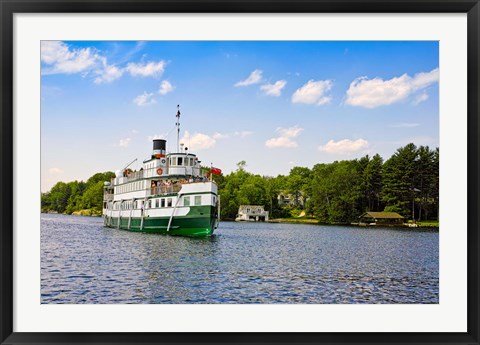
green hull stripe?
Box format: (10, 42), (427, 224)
(104, 206), (218, 237)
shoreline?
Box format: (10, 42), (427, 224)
(42, 212), (439, 229)
(270, 218), (439, 229)
(42, 210), (102, 217)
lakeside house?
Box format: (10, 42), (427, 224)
(277, 191), (306, 208)
(358, 211), (405, 226)
(235, 205), (269, 222)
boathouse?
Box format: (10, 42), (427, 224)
(358, 212), (404, 226)
(235, 205), (269, 222)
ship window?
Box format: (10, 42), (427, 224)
(155, 199), (159, 208)
(148, 200), (152, 208)
(171, 157), (176, 166)
(161, 199), (165, 207)
(195, 195), (201, 206)
(190, 158), (194, 166)
(184, 196), (190, 206)
(167, 198), (172, 207)
(178, 157), (183, 165)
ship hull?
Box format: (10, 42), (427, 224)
(104, 205), (217, 237)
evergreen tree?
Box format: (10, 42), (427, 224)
(364, 154), (383, 211)
(382, 143), (418, 219)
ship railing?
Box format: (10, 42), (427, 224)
(149, 184), (182, 196)
(123, 170), (144, 182)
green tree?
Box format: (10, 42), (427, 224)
(43, 181), (71, 213)
(310, 160), (362, 223)
(79, 181), (105, 211)
(285, 166), (311, 209)
(41, 171), (114, 214)
(364, 154), (383, 211)
(382, 143), (418, 219)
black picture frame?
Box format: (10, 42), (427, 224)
(1, 1), (479, 344)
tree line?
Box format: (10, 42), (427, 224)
(41, 172), (115, 214)
(42, 143), (439, 224)
(214, 143), (439, 223)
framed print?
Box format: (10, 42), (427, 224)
(1, 1), (479, 344)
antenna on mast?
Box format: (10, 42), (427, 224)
(176, 104), (181, 153)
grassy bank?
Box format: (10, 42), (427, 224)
(415, 220), (439, 228)
(70, 209), (102, 217)
(270, 216), (320, 225)
(269, 217), (439, 228)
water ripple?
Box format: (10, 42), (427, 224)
(41, 214), (438, 304)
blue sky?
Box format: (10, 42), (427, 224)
(41, 41), (439, 192)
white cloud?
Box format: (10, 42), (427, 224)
(234, 131), (253, 138)
(345, 68), (439, 108)
(181, 131), (216, 151)
(41, 41), (170, 85)
(41, 41), (100, 75)
(235, 69), (263, 87)
(119, 138), (131, 147)
(212, 132), (230, 140)
(132, 129), (139, 134)
(265, 126), (303, 148)
(413, 92), (429, 105)
(291, 80), (333, 105)
(260, 80), (287, 96)
(94, 64), (124, 84)
(265, 137), (298, 148)
(159, 80), (175, 95)
(126, 60), (166, 77)
(48, 167), (64, 174)
(133, 92), (156, 106)
(319, 138), (369, 154)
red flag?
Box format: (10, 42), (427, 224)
(210, 167), (222, 175)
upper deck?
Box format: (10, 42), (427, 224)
(111, 152), (205, 187)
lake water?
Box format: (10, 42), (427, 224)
(41, 214), (439, 304)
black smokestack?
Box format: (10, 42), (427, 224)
(153, 139), (166, 151)
(152, 139), (166, 158)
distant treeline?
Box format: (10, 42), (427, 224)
(213, 143), (439, 223)
(41, 172), (115, 214)
(42, 143), (439, 224)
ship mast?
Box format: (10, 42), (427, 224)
(176, 104), (181, 153)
